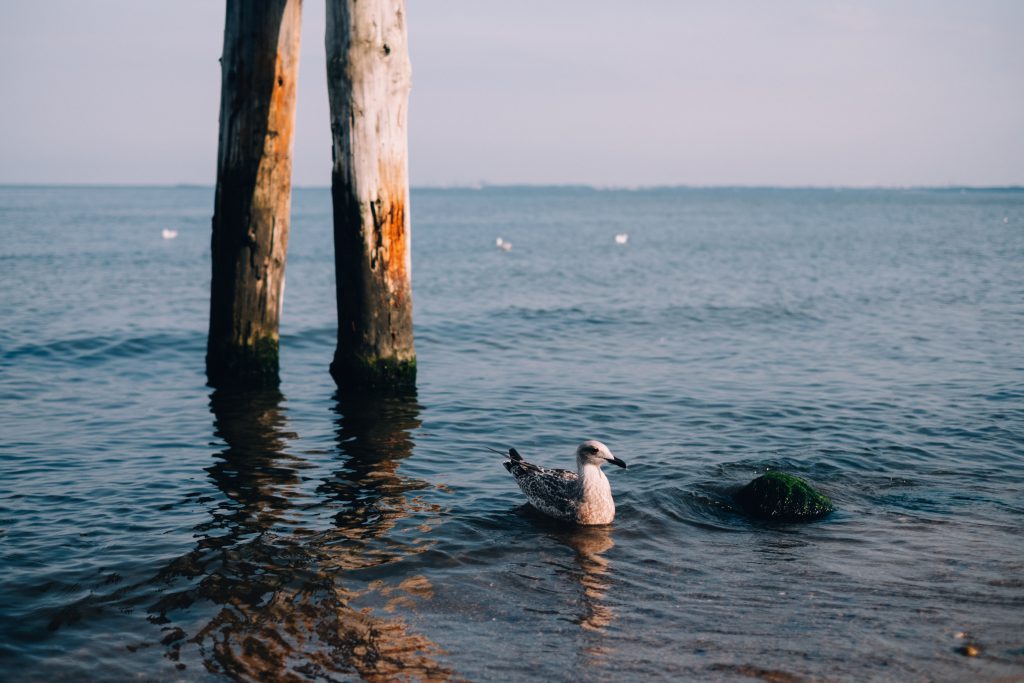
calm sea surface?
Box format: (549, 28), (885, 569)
(1, 185), (1022, 682)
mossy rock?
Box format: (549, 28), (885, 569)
(734, 471), (833, 522)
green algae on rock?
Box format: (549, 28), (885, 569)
(735, 471), (833, 522)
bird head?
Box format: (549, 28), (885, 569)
(576, 440), (627, 469)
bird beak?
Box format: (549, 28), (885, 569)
(608, 456), (627, 469)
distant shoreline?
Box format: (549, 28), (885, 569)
(2, 183), (1022, 193)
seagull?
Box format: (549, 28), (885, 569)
(496, 237), (512, 251)
(614, 233), (629, 245)
(500, 440), (626, 525)
(162, 229), (179, 240)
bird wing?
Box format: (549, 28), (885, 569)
(504, 456), (579, 520)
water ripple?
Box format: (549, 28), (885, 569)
(2, 186), (1023, 681)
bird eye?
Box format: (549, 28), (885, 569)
(586, 446), (599, 454)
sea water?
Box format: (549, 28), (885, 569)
(1, 185), (1022, 681)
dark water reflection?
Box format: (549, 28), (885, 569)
(317, 391), (434, 565)
(146, 388), (450, 681)
(204, 387), (300, 535)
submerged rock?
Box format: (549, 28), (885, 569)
(734, 471), (833, 522)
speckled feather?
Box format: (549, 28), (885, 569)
(503, 449), (582, 521)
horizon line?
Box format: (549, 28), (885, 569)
(2, 182), (1022, 192)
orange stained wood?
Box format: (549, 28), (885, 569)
(266, 52), (297, 163)
(375, 158), (410, 302)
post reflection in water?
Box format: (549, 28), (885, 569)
(146, 387), (450, 681)
(204, 387), (301, 534)
(316, 391), (441, 571)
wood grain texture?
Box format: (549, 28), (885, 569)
(326, 0), (416, 390)
(207, 0), (302, 387)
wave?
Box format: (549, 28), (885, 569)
(1, 330), (206, 367)
(2, 326), (347, 368)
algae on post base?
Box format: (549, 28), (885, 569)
(330, 354), (416, 393)
(206, 336), (281, 388)
(735, 471), (833, 522)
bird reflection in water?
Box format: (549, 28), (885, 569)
(553, 526), (616, 631)
(520, 504), (617, 637)
(144, 387), (450, 681)
(543, 523), (618, 668)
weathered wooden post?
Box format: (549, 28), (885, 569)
(207, 0), (302, 388)
(326, 0), (416, 391)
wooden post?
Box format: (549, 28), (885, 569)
(207, 0), (302, 388)
(326, 0), (416, 391)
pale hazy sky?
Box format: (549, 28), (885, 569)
(1, 1), (1021, 187)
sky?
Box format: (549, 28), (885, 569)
(1, 1), (1021, 187)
